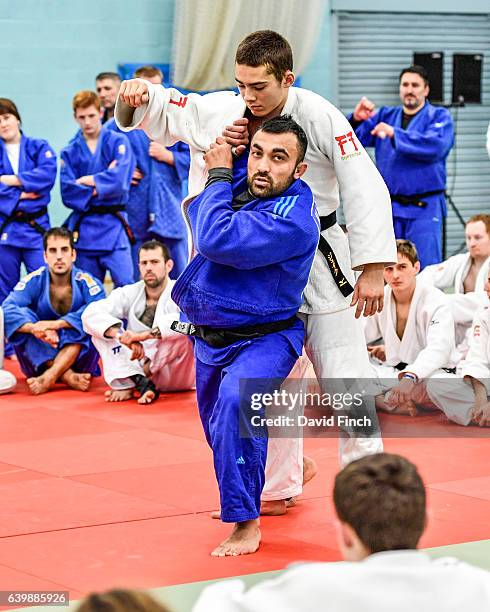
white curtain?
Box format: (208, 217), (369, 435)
(172, 0), (326, 90)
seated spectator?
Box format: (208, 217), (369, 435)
(420, 214), (490, 362)
(76, 589), (171, 612)
(364, 240), (457, 415)
(0, 307), (16, 393)
(2, 227), (103, 395)
(427, 266), (490, 426)
(61, 90), (135, 287)
(82, 240), (194, 404)
(106, 66), (190, 280)
(192, 453), (490, 611)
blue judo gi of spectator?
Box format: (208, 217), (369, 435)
(60, 128), (135, 286)
(171, 176), (319, 523)
(0, 135), (57, 304)
(351, 102), (454, 268)
(105, 119), (190, 280)
(2, 266), (104, 377)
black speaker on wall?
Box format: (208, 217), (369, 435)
(452, 54), (483, 103)
(413, 52), (443, 103)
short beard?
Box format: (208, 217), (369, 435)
(144, 276), (165, 289)
(247, 171), (296, 199)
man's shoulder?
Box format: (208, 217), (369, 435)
(73, 268), (103, 296)
(13, 266), (46, 291)
(293, 87), (345, 120)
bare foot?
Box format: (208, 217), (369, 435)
(27, 373), (56, 395)
(211, 519), (261, 557)
(137, 389), (157, 404)
(302, 455), (318, 485)
(61, 370), (91, 391)
(260, 500), (287, 515)
(105, 388), (134, 402)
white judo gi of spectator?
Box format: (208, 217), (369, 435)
(364, 240), (457, 414)
(419, 214), (490, 362)
(82, 240), (194, 404)
(427, 266), (490, 426)
(192, 453), (490, 612)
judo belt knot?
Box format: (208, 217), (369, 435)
(0, 207), (48, 236)
(390, 189), (445, 209)
(171, 316), (298, 348)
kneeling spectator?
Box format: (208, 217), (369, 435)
(420, 213), (490, 362)
(427, 266), (490, 426)
(365, 240), (457, 414)
(2, 227), (103, 394)
(82, 240), (194, 404)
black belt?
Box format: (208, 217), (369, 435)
(317, 212), (354, 298)
(0, 207), (48, 237)
(71, 205), (135, 245)
(394, 362), (408, 371)
(391, 190), (445, 209)
(171, 315), (298, 348)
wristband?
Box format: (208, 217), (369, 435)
(401, 372), (417, 382)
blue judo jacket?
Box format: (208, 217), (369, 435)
(172, 177), (320, 328)
(0, 135), (57, 247)
(60, 129), (135, 251)
(350, 102), (454, 219)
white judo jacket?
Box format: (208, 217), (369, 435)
(82, 279), (181, 363)
(420, 252), (490, 350)
(192, 551), (490, 612)
(364, 279), (456, 379)
(462, 304), (490, 394)
(115, 81), (396, 314)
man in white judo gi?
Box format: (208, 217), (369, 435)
(420, 213), (490, 362)
(115, 30), (396, 512)
(365, 240), (457, 414)
(82, 240), (195, 404)
(191, 453), (490, 612)
(426, 266), (490, 426)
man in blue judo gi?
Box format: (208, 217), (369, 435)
(106, 67), (190, 280)
(349, 65), (454, 268)
(0, 97), (57, 314)
(61, 90), (135, 286)
(2, 227), (104, 395)
(171, 115), (320, 556)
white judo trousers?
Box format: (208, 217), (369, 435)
(427, 304), (490, 426)
(82, 279), (195, 392)
(115, 82), (396, 496)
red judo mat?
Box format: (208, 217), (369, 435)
(1, 359), (490, 601)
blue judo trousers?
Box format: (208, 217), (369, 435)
(60, 129), (135, 286)
(105, 119), (190, 280)
(172, 176), (320, 522)
(2, 266), (104, 377)
(350, 102), (454, 268)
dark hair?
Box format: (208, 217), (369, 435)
(396, 239), (419, 265)
(139, 240), (170, 261)
(95, 72), (121, 83)
(43, 227), (75, 251)
(399, 65), (429, 86)
(134, 65), (163, 81)
(257, 114), (308, 163)
(334, 453), (426, 553)
(0, 98), (21, 123)
(76, 589), (171, 612)
(236, 30), (293, 82)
